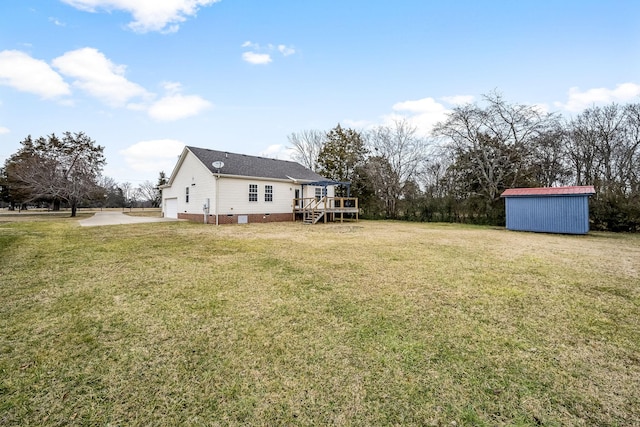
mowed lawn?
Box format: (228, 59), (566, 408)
(0, 216), (638, 426)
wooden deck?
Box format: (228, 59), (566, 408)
(293, 197), (359, 224)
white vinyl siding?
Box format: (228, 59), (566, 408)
(217, 178), (297, 215)
(161, 150), (217, 216)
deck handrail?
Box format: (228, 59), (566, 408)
(294, 197), (358, 211)
(292, 196), (359, 223)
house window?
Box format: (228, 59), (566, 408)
(185, 187), (189, 203)
(265, 185), (273, 202)
(249, 184), (258, 202)
(315, 187), (322, 201)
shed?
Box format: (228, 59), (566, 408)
(500, 186), (596, 234)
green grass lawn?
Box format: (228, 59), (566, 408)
(1, 217), (638, 426)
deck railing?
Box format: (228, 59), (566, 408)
(293, 197), (359, 223)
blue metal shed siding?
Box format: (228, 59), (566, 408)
(505, 195), (590, 234)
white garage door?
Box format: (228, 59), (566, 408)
(164, 198), (178, 219)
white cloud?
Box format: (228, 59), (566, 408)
(388, 97), (450, 135)
(161, 81), (183, 95)
(258, 144), (295, 160)
(120, 139), (185, 173)
(347, 94), (478, 137)
(278, 45), (295, 56)
(241, 41), (259, 49)
(393, 97), (446, 114)
(0, 47), (211, 121)
(0, 126), (10, 134)
(242, 51), (272, 65)
(52, 47), (149, 107)
(50, 50), (210, 120)
(555, 82), (640, 112)
(241, 41), (295, 64)
(60, 0), (220, 33)
(0, 50), (71, 98)
(49, 17), (66, 26)
(441, 95), (474, 105)
(345, 96), (466, 137)
(532, 103), (550, 114)
(148, 94), (211, 121)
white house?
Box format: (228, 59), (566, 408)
(161, 146), (356, 224)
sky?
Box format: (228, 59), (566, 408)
(1, 0), (639, 185)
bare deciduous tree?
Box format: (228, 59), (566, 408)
(531, 122), (572, 187)
(137, 180), (160, 207)
(7, 132), (105, 216)
(287, 129), (324, 170)
(567, 103), (640, 230)
(433, 93), (553, 202)
(624, 104), (640, 195)
(120, 182), (134, 207)
(366, 119), (431, 218)
(567, 103), (640, 193)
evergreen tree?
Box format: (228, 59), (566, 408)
(317, 124), (368, 197)
(4, 132), (105, 216)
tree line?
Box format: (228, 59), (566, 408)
(2, 92), (638, 229)
(0, 132), (167, 216)
(290, 93), (640, 231)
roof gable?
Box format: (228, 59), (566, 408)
(501, 186), (596, 197)
(186, 146), (326, 182)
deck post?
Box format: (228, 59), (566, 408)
(323, 196), (327, 223)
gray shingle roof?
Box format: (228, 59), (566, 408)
(188, 146), (326, 182)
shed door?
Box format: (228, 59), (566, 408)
(165, 198), (178, 219)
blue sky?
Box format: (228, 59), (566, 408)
(1, 0), (639, 184)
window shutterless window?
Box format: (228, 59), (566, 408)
(265, 185), (273, 202)
(185, 187), (189, 203)
(249, 184), (258, 202)
(315, 187), (321, 201)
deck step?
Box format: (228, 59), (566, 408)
(303, 211), (324, 224)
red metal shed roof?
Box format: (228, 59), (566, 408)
(501, 186), (596, 197)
